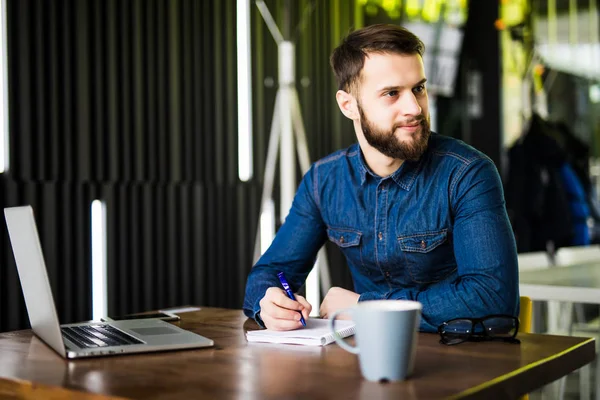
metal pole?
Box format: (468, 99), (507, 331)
(255, 0), (284, 44)
(253, 92), (281, 263)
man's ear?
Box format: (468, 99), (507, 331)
(335, 90), (358, 121)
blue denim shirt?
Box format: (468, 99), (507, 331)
(243, 133), (519, 332)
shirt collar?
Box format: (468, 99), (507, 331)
(355, 143), (425, 191)
(391, 158), (422, 190)
(356, 146), (370, 185)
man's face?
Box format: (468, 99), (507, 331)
(355, 52), (430, 161)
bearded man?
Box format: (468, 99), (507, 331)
(243, 24), (519, 332)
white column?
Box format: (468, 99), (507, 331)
(0, 0), (9, 173)
(91, 200), (107, 321)
(237, 0), (253, 182)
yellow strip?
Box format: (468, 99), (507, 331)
(449, 337), (596, 399)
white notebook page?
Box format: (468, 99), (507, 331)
(246, 318), (355, 346)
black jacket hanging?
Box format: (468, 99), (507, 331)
(505, 113), (574, 252)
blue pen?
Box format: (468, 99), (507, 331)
(277, 272), (307, 327)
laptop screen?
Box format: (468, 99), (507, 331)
(4, 206), (66, 357)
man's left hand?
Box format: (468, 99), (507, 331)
(319, 287), (360, 319)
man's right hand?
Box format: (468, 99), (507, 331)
(258, 287), (312, 331)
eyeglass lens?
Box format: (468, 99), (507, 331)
(480, 317), (518, 338)
(441, 318), (473, 344)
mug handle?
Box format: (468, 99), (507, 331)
(329, 308), (359, 354)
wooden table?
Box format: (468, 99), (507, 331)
(0, 307), (595, 399)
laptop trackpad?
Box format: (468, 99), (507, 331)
(130, 327), (179, 336)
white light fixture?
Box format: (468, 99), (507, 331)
(260, 199), (275, 255)
(91, 200), (107, 321)
(237, 0), (253, 181)
(0, 0), (9, 173)
(590, 84), (600, 104)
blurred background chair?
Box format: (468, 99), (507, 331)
(520, 247), (599, 399)
(519, 295), (532, 334)
(518, 247), (600, 335)
(517, 252), (553, 334)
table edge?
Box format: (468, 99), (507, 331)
(449, 337), (596, 399)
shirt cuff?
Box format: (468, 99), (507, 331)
(253, 308), (266, 328)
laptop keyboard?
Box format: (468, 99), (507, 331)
(61, 325), (144, 348)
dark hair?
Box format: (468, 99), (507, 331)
(330, 24), (425, 93)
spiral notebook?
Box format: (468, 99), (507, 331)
(246, 318), (355, 346)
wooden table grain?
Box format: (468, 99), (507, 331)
(0, 307), (595, 399)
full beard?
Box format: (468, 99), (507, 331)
(359, 105), (431, 162)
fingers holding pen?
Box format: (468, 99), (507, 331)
(266, 287), (305, 311)
(259, 287), (311, 331)
(294, 294), (312, 321)
(262, 301), (304, 320)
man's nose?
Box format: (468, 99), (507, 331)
(399, 92), (422, 117)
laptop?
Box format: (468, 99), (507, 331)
(4, 205), (214, 359)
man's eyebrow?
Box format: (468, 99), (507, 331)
(377, 79), (428, 93)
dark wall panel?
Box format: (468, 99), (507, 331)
(0, 0), (250, 332)
(0, 181), (95, 330)
(1, 0), (359, 332)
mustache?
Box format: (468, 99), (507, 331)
(393, 115), (426, 130)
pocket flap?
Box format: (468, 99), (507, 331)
(327, 228), (362, 248)
(398, 230), (447, 253)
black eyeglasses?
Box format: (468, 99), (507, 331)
(437, 315), (520, 345)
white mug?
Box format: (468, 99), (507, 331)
(329, 300), (422, 382)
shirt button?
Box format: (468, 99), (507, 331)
(340, 236), (345, 244)
(420, 240), (427, 249)
(385, 271), (391, 278)
(378, 232), (383, 240)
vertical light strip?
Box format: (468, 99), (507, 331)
(591, 0), (599, 82)
(260, 199), (275, 254)
(568, 0), (577, 46)
(568, 0), (577, 70)
(548, 0), (557, 47)
(0, 0), (9, 173)
(91, 200), (107, 321)
(237, 0), (253, 181)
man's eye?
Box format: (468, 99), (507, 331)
(385, 90), (398, 97)
(413, 85), (426, 93)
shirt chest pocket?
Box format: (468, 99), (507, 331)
(397, 229), (455, 284)
(327, 227), (365, 270)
